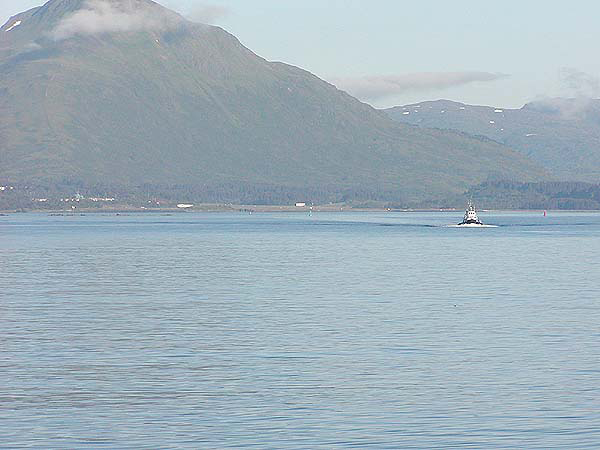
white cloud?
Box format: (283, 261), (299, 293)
(53, 0), (182, 40)
(559, 67), (600, 98)
(331, 72), (508, 103)
(186, 4), (230, 24)
(530, 68), (600, 118)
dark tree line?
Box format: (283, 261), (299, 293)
(0, 180), (409, 210)
(3, 179), (600, 211)
(465, 181), (600, 210)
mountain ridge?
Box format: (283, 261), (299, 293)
(386, 98), (600, 182)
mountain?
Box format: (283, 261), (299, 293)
(0, 0), (547, 204)
(386, 99), (600, 182)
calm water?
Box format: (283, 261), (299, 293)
(1, 211), (600, 448)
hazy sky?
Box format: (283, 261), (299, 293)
(3, 0), (600, 108)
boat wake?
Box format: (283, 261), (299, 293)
(445, 224), (499, 228)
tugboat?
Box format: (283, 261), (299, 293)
(458, 200), (484, 226)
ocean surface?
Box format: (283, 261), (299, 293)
(1, 211), (600, 448)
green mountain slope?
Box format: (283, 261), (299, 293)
(386, 99), (600, 182)
(1, 0), (547, 203)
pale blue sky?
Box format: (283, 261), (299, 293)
(3, 0), (600, 108)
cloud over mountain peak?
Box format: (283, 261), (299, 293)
(331, 72), (508, 104)
(52, 0), (182, 40)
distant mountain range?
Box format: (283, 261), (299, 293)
(386, 99), (600, 182)
(0, 0), (546, 205)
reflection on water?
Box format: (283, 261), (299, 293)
(2, 212), (600, 447)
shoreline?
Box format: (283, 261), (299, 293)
(2, 205), (600, 215)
